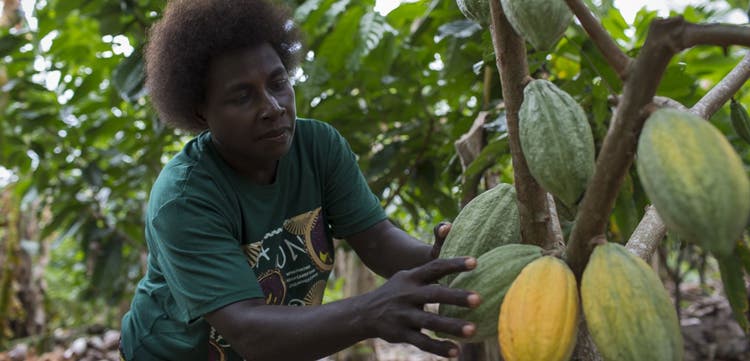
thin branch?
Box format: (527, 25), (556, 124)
(546, 193), (565, 251)
(625, 206), (667, 261)
(489, 0), (555, 248)
(692, 51), (750, 119)
(564, 0), (632, 78)
(682, 22), (750, 49)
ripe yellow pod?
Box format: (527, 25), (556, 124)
(498, 256), (579, 361)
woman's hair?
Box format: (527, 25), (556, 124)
(145, 0), (303, 132)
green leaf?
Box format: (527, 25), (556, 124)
(610, 173), (640, 243)
(0, 33), (25, 57)
(434, 19), (480, 43)
(717, 251), (750, 333)
(112, 50), (146, 102)
(316, 5), (364, 75)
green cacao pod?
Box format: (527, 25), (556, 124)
(636, 108), (750, 257)
(438, 183), (521, 285)
(498, 256), (579, 361)
(519, 79), (596, 208)
(730, 98), (750, 144)
(499, 0), (572, 51)
(456, 0), (490, 27)
(581, 242), (683, 361)
(437, 244), (543, 342)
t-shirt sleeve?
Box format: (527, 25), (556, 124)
(319, 123), (387, 238)
(149, 196), (264, 321)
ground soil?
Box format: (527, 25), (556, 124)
(1, 281), (748, 361)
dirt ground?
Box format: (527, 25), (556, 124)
(1, 282), (748, 361)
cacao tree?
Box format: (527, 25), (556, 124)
(1, 0), (749, 359)
(441, 0), (750, 359)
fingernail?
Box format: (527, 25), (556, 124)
(449, 348), (459, 357)
(468, 293), (481, 307)
(465, 257), (477, 268)
(462, 323), (476, 336)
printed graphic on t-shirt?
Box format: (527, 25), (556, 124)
(208, 207), (333, 360)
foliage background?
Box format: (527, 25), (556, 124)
(0, 0), (749, 351)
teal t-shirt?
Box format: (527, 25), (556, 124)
(120, 118), (386, 360)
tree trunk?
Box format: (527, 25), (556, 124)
(0, 186), (46, 346)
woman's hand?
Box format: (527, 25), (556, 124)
(430, 221), (452, 259)
(356, 256), (480, 358)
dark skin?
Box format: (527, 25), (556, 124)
(200, 44), (479, 360)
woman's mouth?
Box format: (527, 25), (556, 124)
(259, 128), (290, 142)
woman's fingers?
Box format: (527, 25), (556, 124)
(408, 283), (481, 308)
(408, 257), (476, 284)
(408, 309), (477, 339)
(400, 330), (460, 358)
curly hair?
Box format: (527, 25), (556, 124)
(145, 0), (303, 132)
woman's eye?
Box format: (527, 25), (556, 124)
(271, 78), (289, 90)
(232, 93), (251, 103)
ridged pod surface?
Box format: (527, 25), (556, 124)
(456, 0), (490, 27)
(439, 183), (520, 285)
(498, 256), (579, 361)
(636, 108), (750, 257)
(499, 0), (572, 51)
(519, 79), (595, 208)
(438, 244), (543, 342)
(581, 242), (683, 361)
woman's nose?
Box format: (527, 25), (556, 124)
(260, 91), (285, 120)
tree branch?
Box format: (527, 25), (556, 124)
(564, 0), (632, 79)
(566, 17), (680, 277)
(682, 22), (750, 49)
(692, 51), (750, 119)
(620, 51), (750, 261)
(489, 0), (555, 248)
(566, 17), (750, 278)
(625, 206), (667, 261)
(546, 193), (565, 251)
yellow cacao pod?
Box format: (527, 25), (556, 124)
(498, 256), (579, 361)
(581, 242), (683, 361)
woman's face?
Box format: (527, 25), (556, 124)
(200, 43), (297, 171)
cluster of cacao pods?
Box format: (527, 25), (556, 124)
(437, 75), (714, 360)
(443, 0), (750, 352)
(455, 0), (572, 51)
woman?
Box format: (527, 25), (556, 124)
(119, 0), (479, 360)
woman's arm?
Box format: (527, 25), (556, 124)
(346, 219), (450, 278)
(205, 257), (479, 361)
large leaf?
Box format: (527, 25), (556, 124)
(717, 250), (750, 333)
(112, 50), (146, 103)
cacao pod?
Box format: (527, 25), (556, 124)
(438, 183), (520, 285)
(730, 98), (750, 144)
(581, 242), (683, 361)
(456, 0), (490, 27)
(519, 79), (596, 208)
(438, 244), (543, 342)
(499, 0), (572, 51)
(636, 108), (750, 257)
(498, 256), (579, 361)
